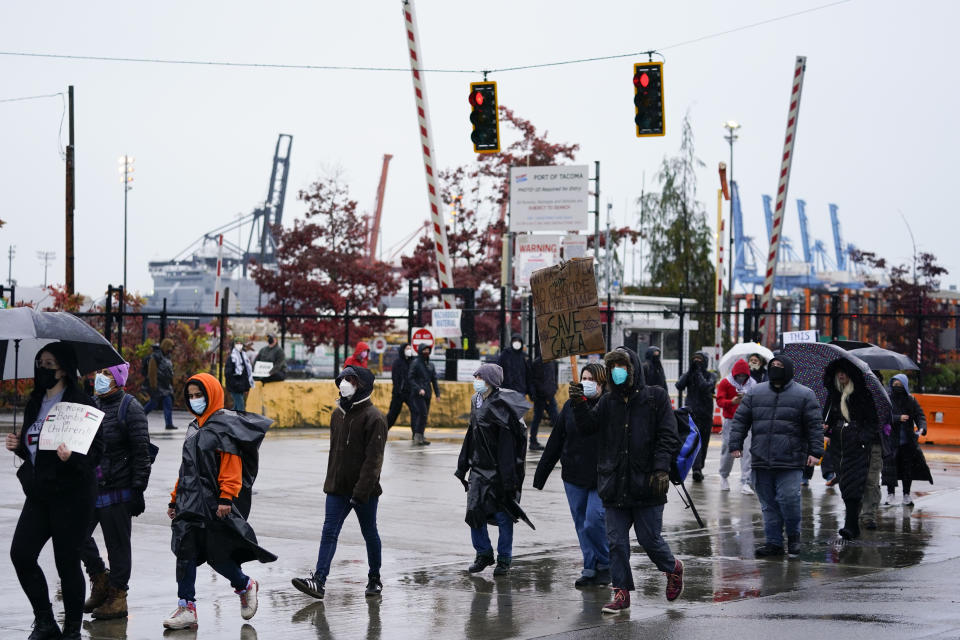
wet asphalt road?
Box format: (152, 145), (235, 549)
(2, 414), (959, 639)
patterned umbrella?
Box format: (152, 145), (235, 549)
(782, 342), (892, 428)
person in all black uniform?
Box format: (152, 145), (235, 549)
(385, 343), (415, 434)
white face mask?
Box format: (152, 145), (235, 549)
(581, 380), (599, 398)
(512, 341), (522, 351)
(339, 380), (356, 399)
(404, 348), (414, 358)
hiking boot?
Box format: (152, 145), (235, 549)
(903, 493), (914, 506)
(601, 588), (630, 614)
(84, 570), (110, 612)
(60, 621), (81, 640)
(237, 578), (258, 620)
(595, 568), (611, 585)
(719, 477), (730, 491)
(165, 424), (178, 430)
(468, 553), (494, 573)
(574, 574), (597, 588)
(665, 559), (684, 602)
(163, 601), (198, 630)
(291, 575), (325, 600)
(492, 556), (512, 577)
(92, 585), (128, 620)
(529, 440), (544, 451)
(28, 606), (60, 640)
(787, 535), (801, 558)
(692, 470), (704, 482)
(755, 543), (785, 558)
(365, 575), (383, 597)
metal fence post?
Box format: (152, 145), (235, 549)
(407, 279), (414, 345)
(104, 285), (114, 345)
(605, 293), (612, 352)
(280, 301), (287, 350)
(499, 286), (507, 348)
(916, 292), (924, 393)
(160, 298), (167, 342)
(677, 296), (685, 406)
(117, 285), (125, 354)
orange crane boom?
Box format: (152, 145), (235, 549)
(367, 154), (393, 260)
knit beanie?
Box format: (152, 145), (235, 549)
(473, 363), (504, 389)
(107, 362), (130, 387)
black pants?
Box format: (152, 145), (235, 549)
(887, 444), (916, 494)
(692, 413), (713, 472)
(530, 395), (559, 442)
(80, 502), (133, 591)
(386, 392), (413, 429)
(410, 393), (431, 435)
(11, 488), (94, 625)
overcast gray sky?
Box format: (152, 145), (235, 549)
(1, 0), (957, 300)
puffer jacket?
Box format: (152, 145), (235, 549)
(728, 355), (824, 470)
(572, 347), (680, 508)
(94, 390), (152, 490)
(324, 366), (387, 503)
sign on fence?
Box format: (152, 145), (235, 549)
(431, 310), (462, 338)
(515, 235), (561, 287)
(529, 257), (606, 362)
(38, 402), (105, 455)
(782, 330), (819, 345)
(411, 327), (434, 348)
(509, 165), (589, 231)
(562, 234), (588, 259)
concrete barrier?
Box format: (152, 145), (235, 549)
(915, 394), (960, 446)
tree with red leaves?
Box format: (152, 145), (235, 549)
(252, 174), (400, 349)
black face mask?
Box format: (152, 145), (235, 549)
(35, 368), (60, 391)
(768, 367), (787, 385)
(892, 387), (906, 396)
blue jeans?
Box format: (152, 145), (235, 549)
(230, 392), (246, 412)
(605, 504), (675, 591)
(143, 394), (173, 426)
(563, 482), (609, 577)
(752, 468), (803, 546)
(470, 511), (513, 559)
(313, 494), (381, 582)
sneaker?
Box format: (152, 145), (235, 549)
(824, 474), (838, 487)
(237, 578), (258, 620)
(740, 484), (755, 496)
(692, 470), (704, 482)
(84, 570), (110, 613)
(165, 424), (178, 430)
(665, 559), (684, 601)
(468, 553), (495, 573)
(163, 601), (198, 630)
(601, 588), (630, 614)
(903, 493), (914, 506)
(291, 576), (325, 600)
(492, 556), (511, 577)
(787, 535), (801, 558)
(529, 440), (544, 451)
(755, 544), (785, 558)
(882, 493), (895, 507)
(575, 574), (597, 588)
(365, 576), (382, 597)
(801, 478), (809, 487)
(720, 477), (730, 492)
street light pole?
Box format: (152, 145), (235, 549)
(723, 120), (741, 334)
(118, 156), (134, 292)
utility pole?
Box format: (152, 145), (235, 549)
(723, 120), (740, 328)
(37, 250), (56, 287)
(65, 85), (75, 294)
(7, 245), (15, 286)
(118, 155), (135, 292)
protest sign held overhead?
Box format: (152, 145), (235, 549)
(38, 402), (105, 455)
(529, 257), (606, 362)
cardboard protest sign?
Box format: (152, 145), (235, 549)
(38, 402), (105, 455)
(529, 257), (606, 362)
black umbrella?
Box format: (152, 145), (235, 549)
(830, 339), (876, 351)
(848, 346), (919, 371)
(0, 308), (124, 433)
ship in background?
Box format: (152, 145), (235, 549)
(146, 134), (292, 314)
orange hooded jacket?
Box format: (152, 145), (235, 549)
(169, 373), (242, 505)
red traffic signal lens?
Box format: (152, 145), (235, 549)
(470, 91), (485, 107)
(639, 73), (650, 88)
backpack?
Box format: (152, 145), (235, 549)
(670, 407), (702, 484)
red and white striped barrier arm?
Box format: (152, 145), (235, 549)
(759, 56), (807, 342)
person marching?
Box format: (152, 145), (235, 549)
(226, 339), (253, 412)
(884, 374), (929, 507)
(822, 360), (880, 541)
(675, 351), (716, 483)
(747, 353), (768, 384)
(456, 364), (530, 577)
(6, 343), (104, 640)
(344, 341), (371, 369)
(163, 373), (274, 630)
(143, 338), (176, 430)
(569, 347), (684, 613)
(291, 366), (387, 600)
(528, 348), (559, 451)
(385, 343), (415, 432)
(533, 362), (610, 587)
(716, 359), (756, 494)
(80, 363), (152, 621)
(642, 346), (668, 390)
(408, 344), (441, 446)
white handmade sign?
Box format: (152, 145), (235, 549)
(431, 309), (462, 338)
(782, 330), (819, 345)
(38, 402), (105, 455)
(253, 361), (274, 378)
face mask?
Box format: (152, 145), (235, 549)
(582, 380), (598, 398)
(611, 367), (628, 386)
(512, 341), (522, 351)
(651, 352), (660, 361)
(35, 367), (59, 391)
(734, 375), (749, 386)
(404, 348), (414, 358)
(360, 351), (369, 360)
(768, 367), (786, 385)
(473, 379), (487, 394)
(94, 373), (113, 395)
(189, 398), (207, 415)
(892, 386), (906, 395)
(749, 361), (761, 371)
(339, 380), (356, 398)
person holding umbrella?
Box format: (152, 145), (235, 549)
(823, 359), (880, 541)
(6, 343), (103, 640)
(883, 374), (930, 507)
(455, 363), (531, 577)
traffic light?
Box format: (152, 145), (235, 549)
(633, 62), (665, 137)
(469, 81), (500, 153)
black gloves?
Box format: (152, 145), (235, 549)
(127, 490), (146, 517)
(649, 471), (670, 497)
(569, 382), (585, 403)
